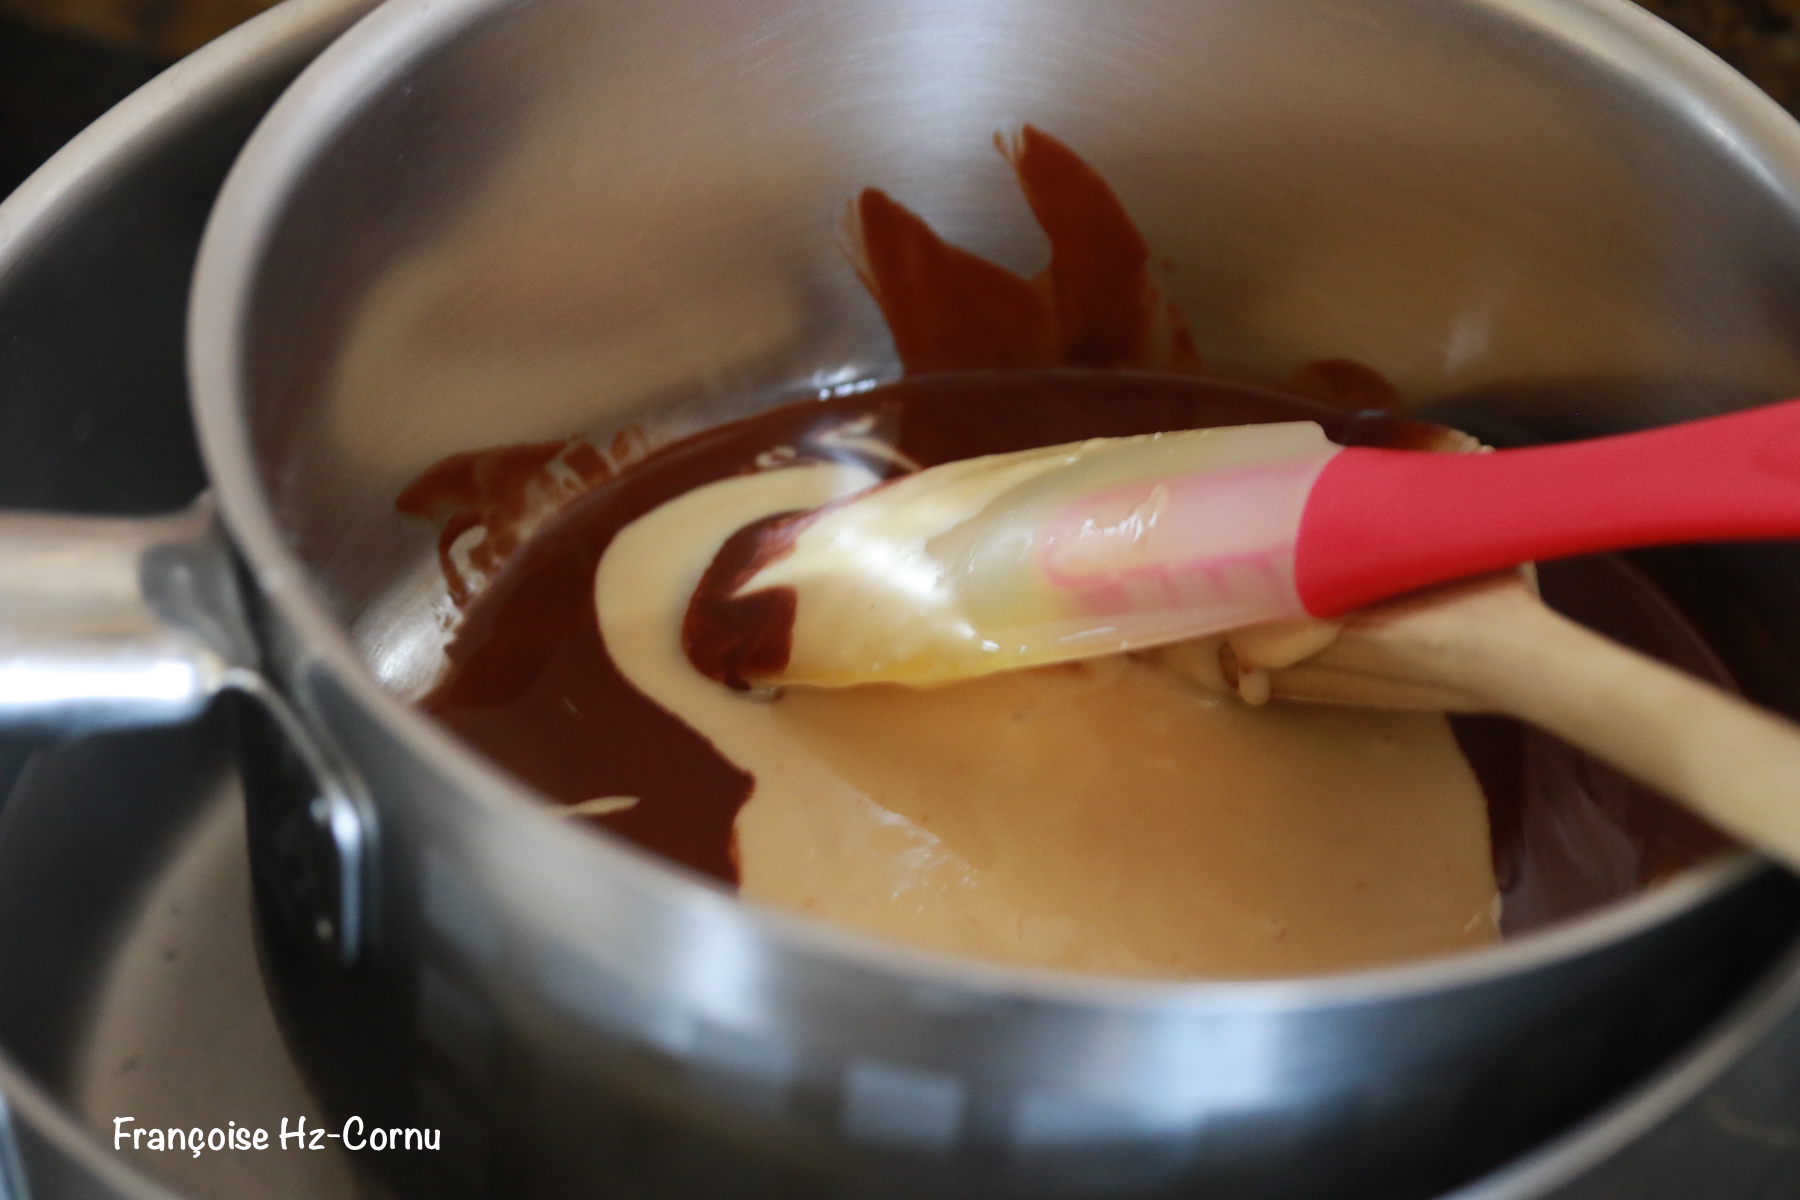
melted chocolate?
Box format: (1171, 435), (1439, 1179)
(394, 431), (641, 607)
(415, 371), (1731, 919)
(852, 126), (1399, 412)
(407, 125), (1729, 930)
(682, 510), (807, 690)
(420, 373), (1391, 882)
(854, 127), (1196, 374)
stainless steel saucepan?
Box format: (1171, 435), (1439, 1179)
(10, 0), (1800, 1196)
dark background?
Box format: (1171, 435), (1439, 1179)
(0, 0), (271, 199)
(1636, 0), (1800, 111)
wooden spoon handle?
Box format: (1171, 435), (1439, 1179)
(1332, 575), (1800, 872)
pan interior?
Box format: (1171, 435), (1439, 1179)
(230, 0), (1800, 944)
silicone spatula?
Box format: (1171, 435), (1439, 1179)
(737, 398), (1800, 687)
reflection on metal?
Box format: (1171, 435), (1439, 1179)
(230, 678), (372, 969)
(0, 1090), (30, 1200)
(182, 0), (1800, 1194)
(0, 499), (240, 733)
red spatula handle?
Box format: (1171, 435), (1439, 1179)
(1294, 398), (1800, 617)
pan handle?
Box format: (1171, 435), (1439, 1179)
(0, 494), (252, 734)
(0, 496), (374, 965)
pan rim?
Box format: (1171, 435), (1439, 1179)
(188, 0), (1800, 1012)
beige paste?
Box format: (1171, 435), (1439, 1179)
(595, 462), (1500, 978)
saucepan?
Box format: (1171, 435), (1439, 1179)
(8, 0), (1800, 1196)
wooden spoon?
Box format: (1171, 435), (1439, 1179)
(1242, 572), (1800, 873)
